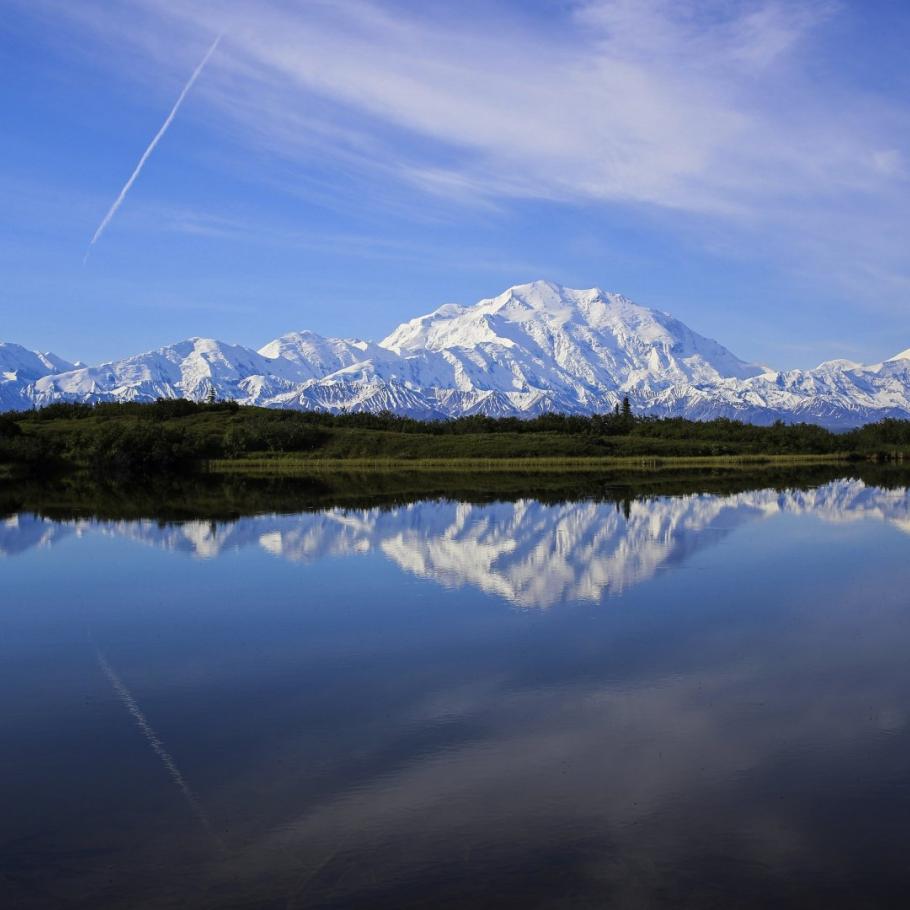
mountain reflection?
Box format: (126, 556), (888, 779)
(4, 479), (909, 607)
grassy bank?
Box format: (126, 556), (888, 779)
(209, 453), (851, 475)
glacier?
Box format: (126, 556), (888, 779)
(3, 280), (909, 427)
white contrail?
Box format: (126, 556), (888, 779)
(96, 647), (224, 852)
(84, 35), (222, 262)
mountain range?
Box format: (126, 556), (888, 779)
(3, 280), (909, 427)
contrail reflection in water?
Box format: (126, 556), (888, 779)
(95, 647), (224, 852)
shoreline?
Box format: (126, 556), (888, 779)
(207, 453), (855, 475)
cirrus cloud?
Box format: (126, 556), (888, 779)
(18, 0), (910, 303)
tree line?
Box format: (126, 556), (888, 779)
(2, 397), (909, 473)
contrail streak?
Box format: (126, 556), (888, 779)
(84, 35), (222, 262)
(96, 647), (224, 851)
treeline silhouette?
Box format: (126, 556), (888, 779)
(7, 463), (910, 524)
(2, 398), (909, 473)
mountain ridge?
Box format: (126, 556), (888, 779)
(3, 280), (908, 428)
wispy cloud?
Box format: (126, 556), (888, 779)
(22, 0), (910, 301)
(84, 33), (221, 262)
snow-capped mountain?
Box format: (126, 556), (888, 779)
(26, 337), (311, 408)
(3, 281), (909, 427)
(0, 342), (80, 411)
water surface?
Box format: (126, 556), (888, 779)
(3, 471), (910, 907)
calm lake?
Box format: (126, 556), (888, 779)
(3, 468), (910, 908)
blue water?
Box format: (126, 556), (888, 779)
(3, 477), (910, 907)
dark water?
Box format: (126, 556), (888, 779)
(3, 471), (910, 908)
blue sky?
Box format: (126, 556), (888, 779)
(1, 0), (908, 367)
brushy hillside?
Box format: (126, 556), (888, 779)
(1, 400), (909, 475)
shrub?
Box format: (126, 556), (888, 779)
(0, 416), (23, 439)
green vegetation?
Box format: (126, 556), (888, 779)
(1, 398), (909, 476)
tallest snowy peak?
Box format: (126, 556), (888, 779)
(380, 280), (645, 354)
(379, 280), (760, 387)
(482, 280), (630, 315)
(488, 279), (594, 308)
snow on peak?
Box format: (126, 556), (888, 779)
(813, 358), (863, 373)
(3, 281), (910, 427)
(0, 342), (76, 380)
(258, 330), (389, 382)
(380, 281), (762, 392)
